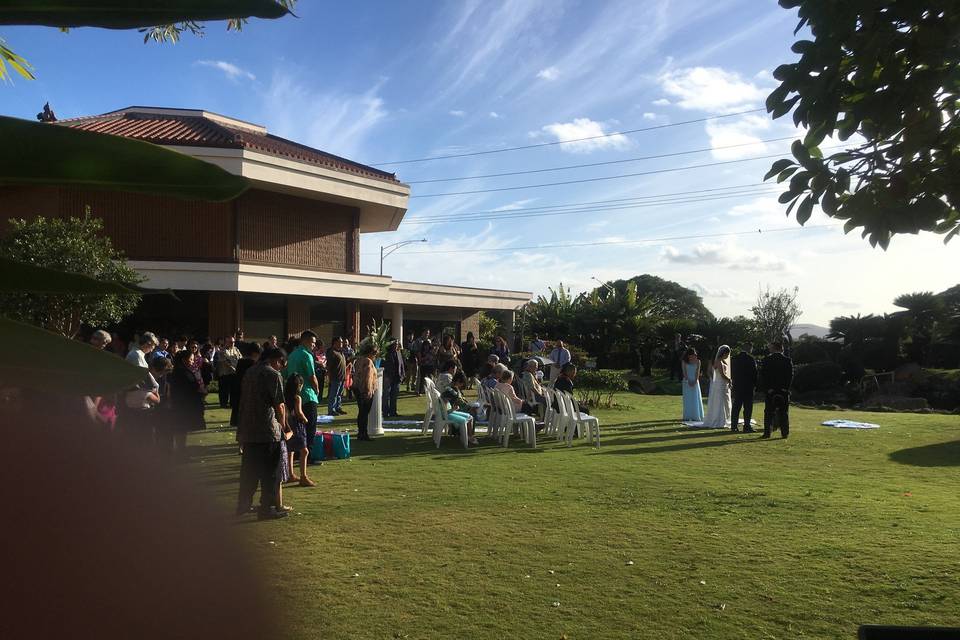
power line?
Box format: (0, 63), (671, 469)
(406, 182), (773, 219)
(361, 224), (840, 256)
(405, 136), (796, 184)
(409, 150), (802, 198)
(373, 108), (767, 166)
(402, 188), (782, 225)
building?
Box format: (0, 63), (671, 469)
(0, 106), (530, 344)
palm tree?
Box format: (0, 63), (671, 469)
(894, 291), (945, 365)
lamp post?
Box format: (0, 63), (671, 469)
(380, 238), (427, 275)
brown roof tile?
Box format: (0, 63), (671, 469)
(57, 107), (399, 184)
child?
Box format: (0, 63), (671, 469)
(285, 373), (316, 487)
(441, 372), (479, 445)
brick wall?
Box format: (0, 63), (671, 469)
(460, 310), (480, 342)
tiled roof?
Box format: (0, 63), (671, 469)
(57, 107), (399, 184)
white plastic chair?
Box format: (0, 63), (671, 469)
(559, 391), (600, 447)
(541, 387), (560, 437)
(491, 389), (536, 448)
(428, 387), (464, 448)
(421, 377), (437, 435)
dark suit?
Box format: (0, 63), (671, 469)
(760, 352), (794, 438)
(382, 349), (405, 417)
(730, 351), (757, 431)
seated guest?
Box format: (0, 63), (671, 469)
(484, 363), (506, 389)
(520, 359), (546, 401)
(477, 354), (499, 381)
(440, 372), (479, 445)
(436, 359), (458, 395)
(495, 370), (535, 414)
(553, 363), (588, 415)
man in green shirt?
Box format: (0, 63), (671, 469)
(285, 330), (320, 459)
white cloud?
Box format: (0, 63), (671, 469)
(260, 72), (388, 159)
(448, 109), (466, 117)
(537, 66), (560, 81)
(196, 60), (255, 82)
(726, 196), (805, 228)
(704, 114), (774, 159)
(691, 283), (740, 299)
(489, 111), (502, 119)
(661, 240), (789, 272)
(642, 112), (657, 120)
(492, 198), (537, 211)
(540, 117), (629, 153)
(652, 98), (671, 106)
(658, 66), (767, 112)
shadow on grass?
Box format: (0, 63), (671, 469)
(595, 432), (765, 455)
(600, 429), (730, 447)
(888, 440), (960, 467)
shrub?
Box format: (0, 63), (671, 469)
(792, 340), (830, 364)
(792, 362), (843, 393)
(575, 369), (628, 408)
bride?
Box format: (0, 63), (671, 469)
(701, 345), (732, 428)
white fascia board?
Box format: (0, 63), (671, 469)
(387, 281), (531, 310)
(164, 145), (409, 233)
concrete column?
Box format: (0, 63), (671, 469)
(391, 304), (404, 346)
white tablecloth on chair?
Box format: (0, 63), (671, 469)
(368, 368), (384, 437)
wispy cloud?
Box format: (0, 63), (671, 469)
(489, 111), (502, 119)
(259, 72), (388, 159)
(537, 66), (560, 80)
(642, 112), (657, 120)
(661, 240), (789, 272)
(652, 98), (671, 106)
(492, 198), (537, 211)
(657, 66), (768, 112)
(705, 114), (773, 159)
(538, 117), (629, 153)
(449, 109), (466, 117)
(691, 283), (741, 299)
(196, 59), (255, 82)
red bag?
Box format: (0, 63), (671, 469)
(323, 431), (334, 460)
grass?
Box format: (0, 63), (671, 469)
(189, 390), (960, 639)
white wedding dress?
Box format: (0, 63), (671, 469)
(701, 354), (732, 429)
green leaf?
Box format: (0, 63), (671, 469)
(0, 315), (146, 395)
(0, 116), (248, 201)
(791, 139), (810, 164)
(796, 196), (814, 225)
(0, 256), (140, 294)
(821, 188), (838, 215)
(764, 158), (794, 181)
(777, 166), (800, 183)
(945, 227), (959, 244)
(0, 0), (290, 28)
(0, 37), (34, 80)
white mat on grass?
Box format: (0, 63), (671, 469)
(822, 419), (880, 430)
(683, 419), (757, 429)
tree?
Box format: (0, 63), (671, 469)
(752, 287), (802, 343)
(525, 283), (578, 340)
(0, 215), (142, 337)
(605, 274), (714, 322)
(764, 0), (960, 248)
(477, 311), (500, 343)
(893, 290), (946, 364)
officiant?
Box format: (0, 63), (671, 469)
(730, 342), (757, 432)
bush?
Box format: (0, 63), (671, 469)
(792, 340), (829, 364)
(926, 343), (960, 369)
(792, 362), (843, 393)
(575, 369), (628, 408)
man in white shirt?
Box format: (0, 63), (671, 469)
(529, 335), (546, 353)
(548, 340), (572, 381)
(126, 332), (158, 369)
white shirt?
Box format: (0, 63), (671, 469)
(549, 347), (571, 366)
(126, 349), (148, 369)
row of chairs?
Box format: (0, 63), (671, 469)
(541, 387), (600, 447)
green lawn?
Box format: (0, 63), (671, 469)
(190, 391), (960, 639)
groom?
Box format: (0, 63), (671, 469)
(730, 342), (757, 432)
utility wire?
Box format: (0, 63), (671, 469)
(361, 224), (840, 256)
(406, 182), (773, 219)
(402, 188), (782, 225)
(409, 149), (811, 198)
(373, 108), (767, 166)
(405, 136), (796, 184)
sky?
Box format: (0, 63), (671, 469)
(3, 0), (957, 326)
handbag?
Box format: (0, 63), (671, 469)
(308, 430), (325, 462)
(332, 431), (351, 459)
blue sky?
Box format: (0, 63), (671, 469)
(4, 0), (957, 325)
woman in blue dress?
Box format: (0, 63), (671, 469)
(681, 348), (704, 421)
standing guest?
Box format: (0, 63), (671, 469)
(760, 341), (794, 439)
(404, 331), (419, 393)
(185, 340), (206, 393)
(313, 339), (327, 404)
(266, 335), (279, 350)
(730, 342), (757, 433)
(216, 335), (242, 409)
(283, 373), (316, 487)
(172, 335), (188, 355)
(233, 328), (247, 353)
(418, 334), (436, 395)
(236, 347), (288, 520)
(231, 342), (262, 428)
(125, 332), (158, 369)
(89, 329), (112, 351)
(86, 330), (117, 429)
(285, 331), (320, 460)
(326, 337), (347, 416)
(153, 337), (170, 362)
(342, 338), (355, 401)
(491, 335), (510, 362)
(436, 359), (458, 395)
(122, 357), (170, 447)
(352, 344), (377, 441)
(680, 348), (704, 422)
(548, 339), (572, 382)
(382, 339), (405, 418)
(437, 334), (461, 370)
(412, 329), (430, 395)
(441, 372), (479, 445)
(342, 338), (355, 360)
(165, 350), (205, 457)
(529, 334), (546, 354)
(460, 332), (480, 387)
(200, 343), (216, 388)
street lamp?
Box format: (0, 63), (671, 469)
(591, 276), (615, 295)
(380, 238), (427, 275)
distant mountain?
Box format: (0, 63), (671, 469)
(792, 323), (831, 339)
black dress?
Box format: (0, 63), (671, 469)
(169, 366), (206, 431)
